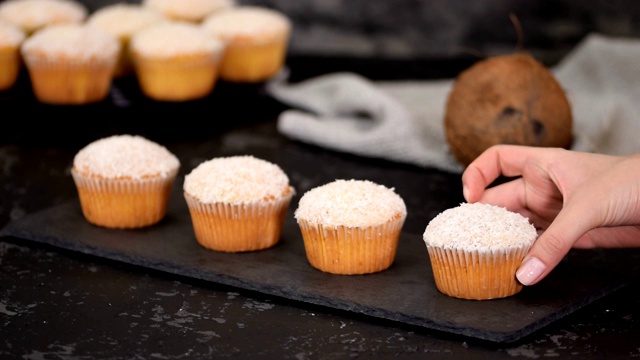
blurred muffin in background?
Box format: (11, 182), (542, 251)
(142, 0), (235, 24)
(0, 0), (87, 36)
(129, 21), (225, 102)
(201, 6), (291, 83)
(20, 23), (120, 105)
(86, 3), (165, 77)
(0, 20), (26, 91)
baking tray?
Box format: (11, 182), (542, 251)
(0, 179), (628, 343)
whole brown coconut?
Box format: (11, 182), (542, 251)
(444, 52), (573, 167)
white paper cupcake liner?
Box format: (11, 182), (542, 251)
(184, 190), (293, 252)
(71, 170), (176, 229)
(426, 245), (531, 300)
(298, 214), (406, 275)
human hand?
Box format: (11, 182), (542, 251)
(461, 145), (640, 285)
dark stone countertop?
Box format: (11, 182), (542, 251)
(2, 57), (640, 359)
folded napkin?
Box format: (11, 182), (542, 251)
(265, 33), (640, 174)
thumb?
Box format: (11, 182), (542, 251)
(516, 203), (596, 286)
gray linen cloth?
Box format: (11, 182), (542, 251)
(265, 33), (640, 174)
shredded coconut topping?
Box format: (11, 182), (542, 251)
(0, 0), (87, 34)
(295, 179), (407, 228)
(142, 0), (235, 22)
(21, 23), (120, 61)
(423, 202), (537, 251)
(130, 21), (224, 58)
(86, 3), (165, 39)
(73, 135), (180, 180)
(0, 20), (25, 47)
(183, 155), (291, 204)
(201, 6), (291, 42)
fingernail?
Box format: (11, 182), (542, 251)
(516, 257), (546, 286)
(462, 186), (470, 201)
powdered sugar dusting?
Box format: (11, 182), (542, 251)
(423, 202), (537, 251)
(201, 6), (291, 42)
(183, 155), (291, 204)
(295, 179), (407, 228)
(73, 135), (180, 179)
(130, 22), (224, 58)
(21, 24), (120, 61)
(0, 0), (87, 34)
(86, 3), (165, 39)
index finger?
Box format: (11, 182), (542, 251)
(461, 145), (556, 203)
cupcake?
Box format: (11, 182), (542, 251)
(201, 6), (292, 83)
(20, 23), (120, 105)
(183, 155), (294, 253)
(129, 21), (225, 102)
(423, 202), (538, 300)
(294, 179), (407, 275)
(71, 135), (180, 229)
(142, 0), (235, 23)
(0, 20), (26, 91)
(86, 3), (165, 77)
(0, 0), (87, 36)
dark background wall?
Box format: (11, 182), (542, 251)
(77, 0), (640, 66)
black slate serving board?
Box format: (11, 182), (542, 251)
(0, 183), (628, 343)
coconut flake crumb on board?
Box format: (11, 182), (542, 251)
(423, 202), (537, 251)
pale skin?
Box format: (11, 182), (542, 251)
(461, 145), (640, 286)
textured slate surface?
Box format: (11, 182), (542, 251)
(0, 182), (627, 343)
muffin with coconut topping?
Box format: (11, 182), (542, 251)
(183, 155), (295, 253)
(0, 0), (87, 35)
(201, 5), (291, 83)
(71, 135), (180, 229)
(86, 3), (165, 77)
(130, 21), (225, 102)
(294, 179), (407, 275)
(0, 20), (25, 91)
(20, 23), (120, 105)
(423, 202), (538, 300)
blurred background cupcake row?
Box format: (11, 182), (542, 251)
(1, 0), (638, 105)
(0, 0), (292, 104)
